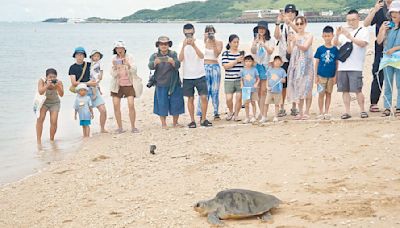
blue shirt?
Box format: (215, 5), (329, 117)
(267, 67), (287, 94)
(74, 95), (92, 121)
(314, 45), (339, 78)
(385, 28), (400, 53)
(240, 67), (259, 92)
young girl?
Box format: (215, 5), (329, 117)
(287, 16), (314, 120)
(74, 83), (94, 137)
(222, 34), (244, 121)
(240, 55), (260, 123)
(251, 21), (274, 119)
(89, 50), (104, 100)
(377, 2), (400, 117)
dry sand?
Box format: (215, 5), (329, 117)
(1, 35), (400, 228)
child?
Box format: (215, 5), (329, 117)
(74, 83), (94, 137)
(240, 55), (260, 124)
(89, 50), (104, 100)
(261, 56), (287, 123)
(314, 26), (339, 120)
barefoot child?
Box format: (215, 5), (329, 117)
(240, 55), (260, 124)
(261, 56), (287, 123)
(89, 50), (104, 100)
(314, 26), (339, 120)
(74, 83), (94, 137)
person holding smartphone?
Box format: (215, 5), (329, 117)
(179, 23), (212, 128)
(110, 41), (139, 133)
(364, 0), (394, 113)
(36, 68), (64, 144)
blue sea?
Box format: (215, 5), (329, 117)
(0, 22), (343, 185)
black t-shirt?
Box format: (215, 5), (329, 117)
(371, 6), (389, 52)
(68, 62), (91, 82)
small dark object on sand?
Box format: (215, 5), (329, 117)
(150, 145), (156, 154)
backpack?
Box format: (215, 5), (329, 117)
(338, 28), (362, 63)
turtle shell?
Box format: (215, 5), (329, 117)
(214, 189), (281, 218)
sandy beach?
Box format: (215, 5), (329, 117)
(1, 35), (400, 228)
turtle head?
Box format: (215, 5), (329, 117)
(193, 200), (217, 216)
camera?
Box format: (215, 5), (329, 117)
(239, 51), (245, 56)
(51, 79), (58, 84)
(185, 33), (193, 39)
(158, 56), (169, 62)
(208, 32), (215, 40)
(146, 74), (156, 88)
(388, 21), (395, 29)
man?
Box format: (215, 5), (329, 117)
(364, 0), (393, 112)
(274, 4), (299, 117)
(179, 23), (212, 128)
(334, 10), (370, 119)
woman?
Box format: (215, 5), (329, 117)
(149, 36), (184, 128)
(377, 1), (400, 117)
(197, 25), (223, 120)
(110, 41), (139, 133)
(251, 21), (274, 119)
(69, 47), (108, 133)
(36, 68), (64, 144)
(222, 34), (244, 121)
(287, 16), (314, 120)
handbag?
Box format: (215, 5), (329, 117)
(69, 62), (87, 93)
(338, 28), (362, 63)
(33, 78), (47, 118)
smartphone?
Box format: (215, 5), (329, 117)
(158, 56), (169, 62)
(240, 51), (245, 56)
(115, 59), (123, 65)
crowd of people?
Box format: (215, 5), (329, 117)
(35, 1), (400, 143)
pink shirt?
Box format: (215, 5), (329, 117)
(116, 57), (133, 86)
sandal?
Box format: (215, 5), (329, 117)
(188, 121), (197, 128)
(200, 119), (213, 127)
(290, 108), (299, 116)
(278, 109), (287, 117)
(131, 128), (140, 133)
(294, 114), (302, 120)
(360, 112), (369, 119)
(225, 112), (234, 121)
(369, 105), (380, 113)
(341, 113), (352, 120)
(396, 109), (400, 117)
(381, 109), (391, 117)
(301, 114), (310, 120)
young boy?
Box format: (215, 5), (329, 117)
(314, 26), (339, 120)
(261, 55), (287, 123)
(74, 83), (94, 137)
(89, 50), (104, 100)
(240, 55), (260, 124)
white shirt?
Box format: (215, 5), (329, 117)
(337, 27), (370, 72)
(277, 23), (294, 63)
(180, 40), (206, 79)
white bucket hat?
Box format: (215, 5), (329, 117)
(75, 83), (88, 92)
(114, 40), (126, 49)
(389, 1), (400, 13)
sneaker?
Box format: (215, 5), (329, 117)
(317, 114), (325, 120)
(259, 116), (267, 123)
(250, 117), (257, 123)
(200, 119), (213, 127)
(242, 118), (250, 124)
(324, 113), (332, 120)
(273, 117), (279, 122)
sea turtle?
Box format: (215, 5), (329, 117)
(194, 189), (281, 226)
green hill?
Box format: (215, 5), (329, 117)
(122, 0), (375, 21)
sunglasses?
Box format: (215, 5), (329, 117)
(158, 42), (169, 46)
(295, 22), (305, 26)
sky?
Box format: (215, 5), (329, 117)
(0, 0), (201, 21)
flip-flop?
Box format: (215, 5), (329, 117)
(360, 112), (369, 119)
(294, 115), (302, 120)
(301, 114), (310, 120)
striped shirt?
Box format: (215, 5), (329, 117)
(222, 50), (243, 81)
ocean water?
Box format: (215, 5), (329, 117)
(0, 22), (343, 185)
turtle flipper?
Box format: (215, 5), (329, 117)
(260, 211), (273, 223)
(207, 211), (224, 226)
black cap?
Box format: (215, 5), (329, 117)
(285, 4), (298, 16)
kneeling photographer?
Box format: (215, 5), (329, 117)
(148, 36), (185, 129)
